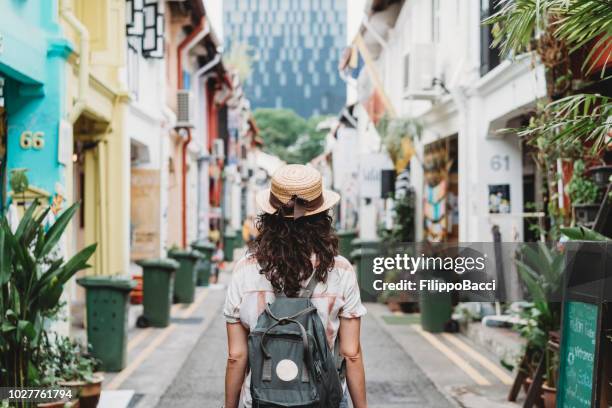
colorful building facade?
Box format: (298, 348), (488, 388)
(0, 1), (73, 215)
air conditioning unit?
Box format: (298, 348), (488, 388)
(212, 139), (225, 160)
(176, 90), (194, 128)
(403, 43), (440, 100)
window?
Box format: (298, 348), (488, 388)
(403, 53), (410, 89)
(480, 0), (502, 76)
(432, 0), (440, 43)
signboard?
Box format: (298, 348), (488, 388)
(130, 168), (161, 260)
(358, 152), (393, 199)
(557, 301), (599, 408)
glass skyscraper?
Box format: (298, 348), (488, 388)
(223, 0), (347, 118)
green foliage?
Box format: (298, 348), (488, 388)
(0, 200), (97, 397)
(566, 159), (600, 205)
(376, 115), (422, 168)
(9, 168), (29, 195)
(520, 94), (612, 155)
(560, 225), (611, 241)
(253, 108), (330, 164)
(36, 334), (99, 386)
(515, 243), (564, 385)
(380, 191), (415, 243)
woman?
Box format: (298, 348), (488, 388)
(223, 164), (368, 408)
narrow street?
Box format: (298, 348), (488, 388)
(156, 278), (452, 407)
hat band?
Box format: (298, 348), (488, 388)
(269, 193), (324, 219)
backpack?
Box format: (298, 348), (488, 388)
(248, 277), (345, 407)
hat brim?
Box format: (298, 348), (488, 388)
(256, 188), (340, 217)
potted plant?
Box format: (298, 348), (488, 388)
(515, 243), (564, 406)
(0, 200), (97, 408)
(52, 337), (103, 408)
(566, 160), (600, 225)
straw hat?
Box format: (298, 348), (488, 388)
(256, 164), (340, 219)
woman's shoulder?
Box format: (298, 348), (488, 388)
(233, 254), (260, 274)
(332, 255), (354, 272)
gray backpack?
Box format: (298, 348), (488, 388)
(248, 277), (345, 407)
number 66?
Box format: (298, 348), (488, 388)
(20, 131), (45, 150)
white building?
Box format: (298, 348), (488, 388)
(344, 0), (547, 243)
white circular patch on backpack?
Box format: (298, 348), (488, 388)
(276, 359), (299, 382)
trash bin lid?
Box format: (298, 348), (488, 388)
(135, 258), (180, 271)
(168, 248), (201, 260)
(77, 275), (136, 291)
(191, 240), (215, 251)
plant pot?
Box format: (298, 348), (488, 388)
(588, 165), (612, 187)
(59, 374), (104, 408)
(541, 384), (557, 408)
(574, 203), (600, 226)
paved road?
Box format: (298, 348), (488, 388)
(156, 303), (452, 407)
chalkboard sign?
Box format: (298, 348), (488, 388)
(557, 301), (599, 408)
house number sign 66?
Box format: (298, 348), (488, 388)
(20, 131), (45, 150)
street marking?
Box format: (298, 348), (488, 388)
(411, 325), (491, 386)
(442, 333), (513, 385)
(105, 289), (210, 391)
(180, 288), (210, 318)
(127, 328), (152, 352)
(106, 324), (177, 390)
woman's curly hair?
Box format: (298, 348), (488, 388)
(248, 210), (338, 297)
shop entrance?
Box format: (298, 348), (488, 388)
(423, 135), (459, 243)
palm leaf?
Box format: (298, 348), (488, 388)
(35, 202), (80, 260)
(561, 226), (611, 241)
(31, 243), (97, 304)
(14, 200), (39, 243)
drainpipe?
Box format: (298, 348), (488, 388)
(180, 128), (192, 247)
(193, 52), (222, 241)
(177, 18), (207, 247)
(60, 0), (89, 124)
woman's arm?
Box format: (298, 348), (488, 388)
(339, 317), (367, 408)
(225, 322), (249, 408)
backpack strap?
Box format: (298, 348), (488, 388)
(299, 275), (318, 298)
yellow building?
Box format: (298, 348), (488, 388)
(60, 0), (130, 277)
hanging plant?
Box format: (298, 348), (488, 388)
(376, 115), (423, 172)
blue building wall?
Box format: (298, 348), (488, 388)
(223, 0), (347, 118)
(0, 0), (72, 206)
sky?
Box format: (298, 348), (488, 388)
(204, 0), (367, 47)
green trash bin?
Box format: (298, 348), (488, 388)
(168, 249), (201, 303)
(337, 229), (357, 258)
(223, 228), (237, 262)
(234, 228), (244, 249)
(419, 278), (452, 333)
(191, 240), (215, 286)
(350, 245), (380, 303)
(136, 258), (179, 327)
(77, 276), (136, 372)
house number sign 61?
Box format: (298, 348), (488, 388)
(20, 131), (45, 150)
(490, 154), (510, 171)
